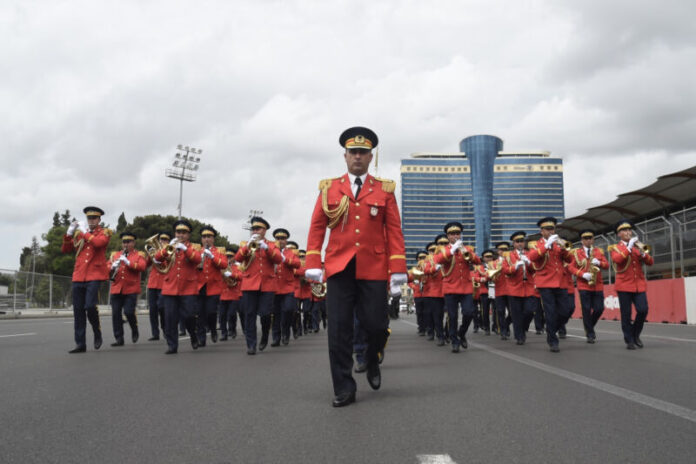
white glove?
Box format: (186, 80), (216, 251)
(515, 260), (525, 269)
(582, 272), (592, 282)
(153, 258), (161, 265)
(545, 234), (558, 249)
(591, 258), (600, 266)
(224, 271), (232, 277)
(249, 234), (261, 242)
(119, 255), (130, 266)
(390, 282), (402, 297)
(305, 268), (323, 283)
(77, 221), (88, 234)
(627, 237), (638, 250)
(66, 221), (77, 236)
(522, 255), (531, 264)
(203, 248), (214, 258)
(175, 242), (187, 251)
(435, 264), (442, 271)
(281, 252), (286, 263)
(450, 240), (463, 252)
(258, 240), (268, 250)
(390, 273), (408, 287)
(111, 261), (120, 269)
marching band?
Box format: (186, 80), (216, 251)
(60, 127), (655, 407)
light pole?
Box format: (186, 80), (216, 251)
(242, 209), (264, 231)
(166, 145), (202, 219)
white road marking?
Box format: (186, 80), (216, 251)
(399, 320), (696, 424)
(566, 327), (696, 343)
(417, 454), (458, 464)
(0, 332), (37, 338)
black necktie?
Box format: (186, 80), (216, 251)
(354, 177), (362, 199)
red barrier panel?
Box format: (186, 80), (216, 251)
(572, 278), (687, 324)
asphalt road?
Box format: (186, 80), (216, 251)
(1, 315), (695, 464)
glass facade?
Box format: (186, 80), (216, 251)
(401, 136), (564, 266)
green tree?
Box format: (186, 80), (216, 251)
(60, 209), (72, 227)
(52, 212), (61, 227)
(116, 212), (128, 233)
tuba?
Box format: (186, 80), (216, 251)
(144, 234), (177, 274)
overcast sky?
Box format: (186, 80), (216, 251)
(1, 0), (694, 270)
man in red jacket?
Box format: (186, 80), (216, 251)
(294, 249), (312, 338)
(219, 246), (243, 341)
(155, 219), (203, 354)
(491, 241), (511, 340)
(502, 231), (535, 345)
(527, 217), (571, 352)
(610, 220), (654, 349)
(61, 206), (111, 353)
(568, 229), (609, 343)
(305, 126), (407, 407)
(423, 237), (447, 345)
(272, 232), (301, 346)
(433, 221), (481, 353)
(145, 231), (171, 341)
(107, 232), (147, 346)
(196, 226), (228, 346)
(236, 216), (283, 355)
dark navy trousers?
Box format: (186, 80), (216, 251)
(71, 280), (103, 348)
(509, 296), (536, 342)
(242, 290), (275, 350)
(443, 293), (474, 347)
(579, 290), (604, 338)
(618, 291), (648, 344)
(538, 287), (569, 347)
(162, 294), (197, 351)
(110, 293), (138, 341)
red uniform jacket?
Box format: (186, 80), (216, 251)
(568, 247), (609, 291)
(306, 174), (406, 280)
(146, 255), (165, 290)
(526, 238), (571, 289)
(502, 250), (536, 298)
(422, 257), (444, 298)
(108, 250), (146, 295)
(487, 257), (508, 298)
(197, 247), (228, 296)
(472, 265), (489, 298)
(155, 242), (202, 296)
(235, 240), (283, 292)
(294, 266), (312, 299)
(407, 271), (425, 299)
(221, 264), (243, 301)
(61, 227), (111, 282)
(433, 244), (481, 295)
(610, 241), (654, 293)
(276, 248), (301, 295)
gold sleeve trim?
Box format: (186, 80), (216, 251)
(389, 255), (406, 260)
(306, 250), (321, 256)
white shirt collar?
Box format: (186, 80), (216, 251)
(347, 172), (368, 186)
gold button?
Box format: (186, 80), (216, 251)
(356, 242), (360, 246)
(355, 229), (360, 234)
(356, 202), (360, 206)
(355, 215), (360, 220)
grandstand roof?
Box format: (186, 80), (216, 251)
(557, 165), (696, 240)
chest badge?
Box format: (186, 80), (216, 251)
(370, 206), (378, 217)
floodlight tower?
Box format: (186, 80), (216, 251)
(166, 145), (202, 219)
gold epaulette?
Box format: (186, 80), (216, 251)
(240, 241), (247, 247)
(527, 240), (537, 250)
(318, 177), (341, 191)
(374, 177), (396, 193)
(596, 247), (605, 255)
(103, 228), (113, 237)
(109, 251), (118, 260)
(138, 251), (147, 258)
(216, 246), (226, 253)
(607, 244), (617, 253)
(191, 243), (202, 251)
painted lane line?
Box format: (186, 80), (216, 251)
(398, 320), (696, 424)
(0, 332), (37, 338)
(417, 454), (458, 464)
(566, 327), (696, 343)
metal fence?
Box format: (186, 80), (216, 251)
(574, 204), (696, 284)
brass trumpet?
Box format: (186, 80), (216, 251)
(409, 266), (424, 278)
(556, 237), (572, 251)
(311, 282), (327, 298)
(635, 240), (651, 254)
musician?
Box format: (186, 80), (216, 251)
(502, 231), (536, 345)
(476, 249), (495, 335)
(145, 232), (170, 341)
(219, 246), (243, 341)
(557, 251), (576, 339)
(432, 222), (481, 353)
(196, 226), (228, 346)
(155, 220), (203, 354)
(310, 264), (327, 332)
(294, 249), (312, 339)
(272, 233), (301, 345)
(106, 232), (146, 346)
(305, 126), (407, 407)
(235, 216), (283, 354)
(408, 251), (428, 336)
(61, 206), (111, 353)
(491, 242), (511, 340)
(526, 216), (571, 352)
(423, 237), (447, 344)
(568, 229), (609, 343)
(610, 220), (654, 350)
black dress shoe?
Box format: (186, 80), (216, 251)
(550, 345), (560, 353)
(247, 347), (256, 355)
(179, 330), (186, 336)
(69, 346), (86, 353)
(354, 361), (367, 373)
(378, 351), (384, 364)
(259, 340), (268, 351)
(461, 337), (468, 349)
(626, 342), (636, 350)
(220, 335), (228, 341)
(634, 338), (643, 348)
(94, 333), (103, 350)
(516, 339), (524, 345)
(148, 336), (159, 341)
(436, 339), (445, 346)
(332, 391), (356, 408)
(281, 336), (289, 346)
(132, 331), (139, 343)
(211, 331), (218, 343)
(485, 330), (491, 336)
(559, 332), (567, 339)
(366, 364), (381, 390)
(501, 335), (509, 341)
(271, 340), (280, 347)
(427, 334), (434, 341)
(111, 339), (124, 347)
(231, 331), (237, 339)
(535, 330), (543, 335)
(165, 348), (177, 354)
(451, 344), (460, 353)
(190, 337), (199, 350)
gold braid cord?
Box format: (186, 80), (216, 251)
(319, 178), (349, 229)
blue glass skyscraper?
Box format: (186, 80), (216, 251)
(400, 135), (564, 265)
